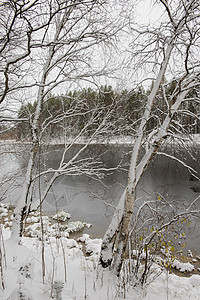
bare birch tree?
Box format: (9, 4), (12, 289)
(99, 0), (200, 275)
(0, 0), (130, 241)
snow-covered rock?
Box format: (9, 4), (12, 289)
(77, 233), (90, 243)
(188, 249), (193, 257)
(66, 221), (91, 233)
(26, 216), (40, 223)
(52, 211), (71, 222)
(85, 238), (102, 255)
(78, 234), (102, 255)
(172, 259), (194, 272)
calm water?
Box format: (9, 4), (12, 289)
(1, 141), (200, 252)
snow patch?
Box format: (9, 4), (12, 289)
(172, 259), (195, 272)
(66, 221), (91, 233)
(52, 210), (71, 222)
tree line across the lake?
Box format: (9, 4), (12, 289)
(2, 81), (198, 141)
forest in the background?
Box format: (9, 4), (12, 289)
(1, 82), (199, 141)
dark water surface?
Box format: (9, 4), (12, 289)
(1, 141), (200, 252)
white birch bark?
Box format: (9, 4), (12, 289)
(11, 11), (66, 242)
(100, 75), (197, 274)
(99, 0), (200, 272)
(10, 0), (124, 241)
(99, 38), (174, 271)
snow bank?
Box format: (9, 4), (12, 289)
(0, 226), (200, 300)
(0, 204), (200, 300)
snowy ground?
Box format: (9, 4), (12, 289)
(0, 205), (200, 299)
(1, 228), (200, 300)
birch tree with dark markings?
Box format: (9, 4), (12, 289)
(99, 0), (200, 276)
(0, 0), (129, 242)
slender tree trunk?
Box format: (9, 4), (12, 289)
(99, 40), (174, 274)
(99, 78), (193, 275)
(111, 189), (134, 275)
(11, 10), (67, 242)
(99, 10), (198, 271)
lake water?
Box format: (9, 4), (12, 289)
(0, 141), (200, 253)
